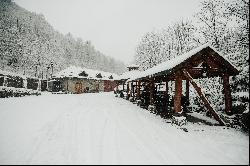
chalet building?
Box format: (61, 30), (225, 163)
(117, 44), (239, 126)
(48, 66), (118, 94)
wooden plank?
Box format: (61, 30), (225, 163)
(183, 69), (226, 126)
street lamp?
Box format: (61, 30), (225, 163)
(51, 62), (54, 78)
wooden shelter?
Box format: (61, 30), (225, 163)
(124, 44), (239, 125)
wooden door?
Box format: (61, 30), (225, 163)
(75, 82), (83, 94)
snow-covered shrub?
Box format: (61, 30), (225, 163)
(241, 111), (249, 131)
(189, 77), (225, 114)
(0, 86), (41, 98)
(148, 105), (156, 113)
(171, 116), (187, 126)
(232, 92), (249, 114)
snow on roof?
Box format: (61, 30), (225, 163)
(117, 69), (141, 80)
(128, 43), (238, 81)
(0, 69), (39, 80)
(53, 66), (119, 80)
(127, 64), (139, 68)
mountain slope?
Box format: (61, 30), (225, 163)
(0, 0), (126, 77)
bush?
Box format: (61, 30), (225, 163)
(0, 86), (41, 98)
(241, 111), (249, 131)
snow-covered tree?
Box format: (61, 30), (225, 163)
(134, 20), (199, 70)
(0, 0), (126, 76)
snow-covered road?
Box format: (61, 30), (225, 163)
(0, 93), (249, 164)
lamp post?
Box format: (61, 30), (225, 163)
(35, 64), (38, 77)
(51, 62), (54, 78)
(46, 66), (50, 79)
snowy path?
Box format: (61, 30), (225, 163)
(0, 93), (249, 164)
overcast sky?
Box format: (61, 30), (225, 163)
(14, 0), (202, 65)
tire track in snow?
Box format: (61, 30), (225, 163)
(25, 97), (92, 164)
(112, 96), (205, 164)
(101, 96), (167, 164)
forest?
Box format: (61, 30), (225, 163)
(0, 0), (126, 78)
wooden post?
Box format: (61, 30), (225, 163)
(131, 81), (134, 98)
(136, 80), (141, 99)
(149, 79), (154, 105)
(122, 81), (125, 91)
(67, 79), (69, 93)
(127, 81), (130, 96)
(174, 73), (182, 113)
(186, 80), (190, 106)
(116, 81), (118, 90)
(165, 80), (169, 110)
(183, 69), (225, 126)
(223, 74), (232, 114)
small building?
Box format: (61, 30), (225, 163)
(48, 66), (118, 94)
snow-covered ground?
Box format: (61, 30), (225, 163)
(0, 92), (249, 165)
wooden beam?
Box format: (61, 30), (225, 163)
(183, 69), (225, 126)
(174, 72), (182, 113)
(222, 74), (232, 114)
